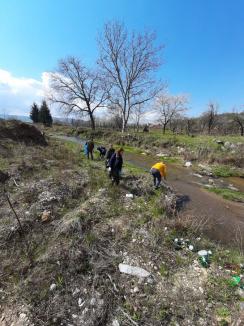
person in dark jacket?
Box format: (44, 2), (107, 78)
(87, 140), (94, 160)
(97, 146), (107, 159)
(105, 144), (115, 170)
(109, 148), (124, 185)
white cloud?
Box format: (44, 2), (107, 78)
(0, 68), (53, 116)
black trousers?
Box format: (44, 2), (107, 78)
(88, 151), (93, 160)
(111, 169), (121, 185)
(150, 168), (161, 188)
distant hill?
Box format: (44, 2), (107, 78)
(0, 114), (31, 123)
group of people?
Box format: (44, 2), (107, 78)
(83, 141), (124, 185)
(83, 140), (167, 188)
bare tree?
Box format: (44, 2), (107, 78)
(132, 104), (147, 132)
(98, 21), (163, 132)
(233, 109), (244, 136)
(156, 93), (188, 134)
(49, 56), (109, 130)
(201, 102), (218, 135)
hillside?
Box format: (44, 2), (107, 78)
(0, 120), (243, 325)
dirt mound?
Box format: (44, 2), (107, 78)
(0, 120), (47, 145)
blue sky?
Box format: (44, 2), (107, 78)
(0, 0), (244, 117)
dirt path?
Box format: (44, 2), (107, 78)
(54, 135), (244, 247)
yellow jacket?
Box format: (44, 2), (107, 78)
(151, 162), (167, 178)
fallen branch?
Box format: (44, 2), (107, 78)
(4, 186), (23, 233)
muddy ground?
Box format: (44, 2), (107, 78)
(0, 121), (243, 325)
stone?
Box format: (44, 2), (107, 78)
(119, 263), (150, 278)
(41, 210), (51, 222)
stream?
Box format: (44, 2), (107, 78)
(54, 135), (244, 248)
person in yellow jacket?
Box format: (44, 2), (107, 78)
(150, 162), (167, 189)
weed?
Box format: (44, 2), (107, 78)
(216, 306), (231, 318)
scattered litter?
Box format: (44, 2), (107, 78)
(125, 193), (134, 198)
(50, 283), (57, 291)
(156, 153), (169, 157)
(198, 250), (212, 268)
(192, 173), (203, 178)
(119, 263), (150, 278)
(184, 161), (192, 168)
(78, 298), (85, 307)
(229, 275), (241, 287)
(112, 320), (120, 326)
(173, 238), (193, 250)
(72, 288), (80, 296)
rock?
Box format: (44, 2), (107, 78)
(118, 263), (150, 278)
(50, 283), (57, 291)
(41, 210), (52, 222)
(224, 141), (231, 148)
(112, 320), (120, 326)
(228, 185), (238, 191)
(237, 288), (244, 298)
(133, 286), (139, 293)
(184, 161), (192, 168)
(208, 178), (215, 185)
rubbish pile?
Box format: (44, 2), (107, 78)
(173, 238), (213, 268)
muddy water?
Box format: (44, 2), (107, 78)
(55, 135), (244, 248)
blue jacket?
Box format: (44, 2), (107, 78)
(84, 143), (89, 155)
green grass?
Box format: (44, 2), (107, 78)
(212, 165), (241, 177)
(205, 186), (244, 202)
(0, 157), (9, 170)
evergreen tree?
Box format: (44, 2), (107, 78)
(30, 102), (39, 123)
(39, 100), (53, 126)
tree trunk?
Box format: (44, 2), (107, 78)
(89, 112), (96, 130)
(163, 124), (166, 134)
(241, 125), (244, 136)
(121, 115), (126, 133)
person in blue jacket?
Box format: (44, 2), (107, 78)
(84, 142), (89, 158)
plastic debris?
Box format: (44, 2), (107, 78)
(125, 194), (134, 198)
(50, 283), (57, 291)
(198, 250), (212, 268)
(118, 263), (150, 278)
(184, 161), (192, 167)
(189, 245), (194, 251)
(229, 275), (241, 287)
(173, 238), (192, 250)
